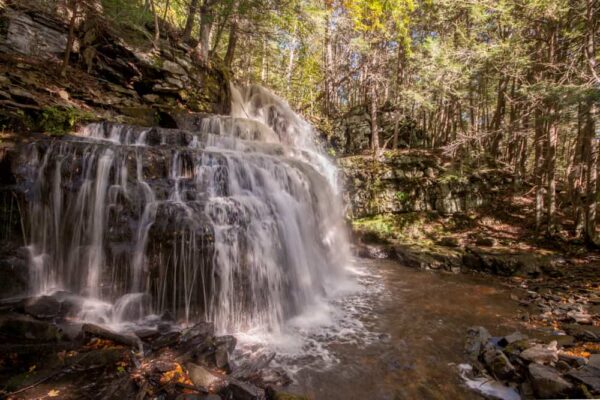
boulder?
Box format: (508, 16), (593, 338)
(498, 331), (527, 347)
(215, 345), (230, 370)
(519, 341), (558, 364)
(465, 326), (491, 360)
(23, 295), (61, 319)
(0, 315), (63, 341)
(214, 335), (237, 354)
(482, 345), (516, 380)
(528, 363), (573, 399)
(558, 351), (588, 368)
(225, 379), (265, 400)
(181, 321), (215, 342)
(356, 243), (393, 259)
(150, 331), (181, 350)
(567, 365), (600, 393)
(186, 363), (223, 391)
(564, 323), (600, 342)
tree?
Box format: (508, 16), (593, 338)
(61, 0), (79, 76)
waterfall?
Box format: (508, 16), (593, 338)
(17, 85), (351, 334)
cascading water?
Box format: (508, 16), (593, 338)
(17, 85), (351, 335)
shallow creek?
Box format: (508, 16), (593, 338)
(281, 258), (524, 399)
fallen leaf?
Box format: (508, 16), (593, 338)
(48, 389), (60, 397)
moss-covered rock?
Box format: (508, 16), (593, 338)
(339, 151), (511, 219)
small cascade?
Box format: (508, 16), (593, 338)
(15, 85), (351, 334)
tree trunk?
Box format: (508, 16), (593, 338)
(182, 0), (199, 42)
(545, 105), (559, 235)
(583, 98), (598, 244)
(61, 0), (78, 77)
(223, 0), (240, 69)
(534, 107), (545, 231)
(324, 11), (333, 115)
(286, 22), (297, 92)
(195, 0), (215, 62)
(149, 0), (160, 45)
(260, 37), (267, 83)
(369, 50), (379, 154)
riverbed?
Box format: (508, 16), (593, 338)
(283, 258), (524, 399)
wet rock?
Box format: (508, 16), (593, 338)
(519, 341), (558, 365)
(482, 344), (516, 380)
(356, 243), (393, 259)
(555, 360), (571, 373)
(0, 315), (63, 341)
(528, 363), (573, 399)
(499, 331), (527, 347)
(259, 368), (292, 387)
(82, 323), (141, 348)
(265, 386), (309, 400)
(215, 335), (237, 354)
(231, 351), (276, 382)
(23, 295), (61, 319)
(71, 347), (123, 368)
(211, 336), (236, 370)
(182, 321), (215, 342)
(589, 354), (600, 369)
(215, 345), (230, 370)
(134, 328), (160, 340)
(225, 379), (265, 400)
(558, 352), (587, 368)
(465, 326), (491, 360)
(150, 331), (181, 350)
(532, 332), (575, 347)
(564, 323), (600, 342)
(186, 363), (223, 391)
(566, 365), (600, 392)
(503, 338), (536, 363)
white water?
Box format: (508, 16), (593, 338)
(22, 85), (353, 340)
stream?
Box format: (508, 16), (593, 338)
(276, 258), (523, 400)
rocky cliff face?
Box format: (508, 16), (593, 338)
(339, 151), (513, 219)
(0, 1), (230, 136)
(0, 0), (231, 299)
(327, 105), (426, 155)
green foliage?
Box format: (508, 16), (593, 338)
(394, 191), (408, 203)
(344, 0), (415, 47)
(100, 0), (153, 28)
(38, 107), (94, 136)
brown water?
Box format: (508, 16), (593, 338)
(287, 259), (524, 400)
